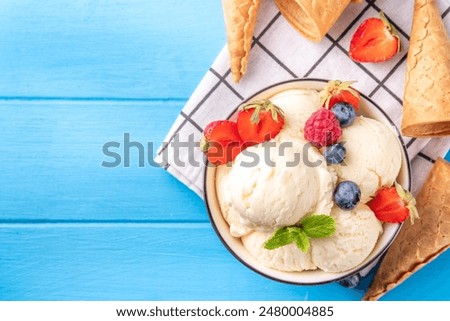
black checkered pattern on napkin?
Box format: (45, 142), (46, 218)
(156, 0), (450, 198)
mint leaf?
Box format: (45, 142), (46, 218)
(264, 227), (311, 252)
(264, 227), (296, 250)
(264, 215), (335, 252)
(301, 215), (335, 238)
(293, 229), (310, 253)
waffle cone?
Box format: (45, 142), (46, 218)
(401, 0), (450, 137)
(273, 0), (352, 42)
(222, 0), (261, 83)
(363, 158), (450, 301)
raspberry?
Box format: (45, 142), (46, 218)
(304, 109), (342, 147)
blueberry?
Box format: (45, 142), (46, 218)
(324, 143), (346, 164)
(334, 181), (361, 210)
(331, 102), (356, 127)
(339, 274), (361, 288)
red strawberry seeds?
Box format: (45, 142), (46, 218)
(201, 120), (242, 165)
(237, 99), (285, 146)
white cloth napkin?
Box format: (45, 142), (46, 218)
(156, 0), (450, 199)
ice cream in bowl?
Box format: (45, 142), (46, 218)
(203, 79), (413, 285)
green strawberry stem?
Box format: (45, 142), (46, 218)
(319, 80), (359, 109)
(239, 99), (285, 124)
(394, 181), (419, 224)
(200, 135), (209, 153)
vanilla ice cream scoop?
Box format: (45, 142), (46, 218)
(311, 205), (382, 273)
(242, 230), (317, 272)
(269, 89), (321, 141)
(216, 140), (334, 236)
(331, 116), (402, 202)
(216, 165), (253, 237)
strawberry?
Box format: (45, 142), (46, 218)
(237, 99), (285, 146)
(200, 120), (242, 165)
(319, 80), (360, 111)
(349, 12), (401, 63)
(368, 182), (419, 224)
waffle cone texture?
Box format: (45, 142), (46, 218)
(402, 0), (450, 137)
(273, 0), (352, 42)
(222, 0), (261, 83)
(363, 158), (450, 301)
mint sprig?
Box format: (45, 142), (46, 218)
(264, 227), (296, 249)
(263, 215), (335, 253)
(301, 215), (335, 238)
(294, 229), (310, 253)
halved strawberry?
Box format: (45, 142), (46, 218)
(200, 120), (242, 165)
(368, 182), (419, 224)
(319, 80), (360, 111)
(237, 99), (285, 146)
(349, 12), (401, 63)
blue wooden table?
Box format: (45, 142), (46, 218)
(1, 0), (449, 301)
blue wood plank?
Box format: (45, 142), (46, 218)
(0, 0), (225, 99)
(1, 224), (449, 300)
(0, 224), (361, 301)
(0, 101), (206, 221)
(0, 0), (448, 303)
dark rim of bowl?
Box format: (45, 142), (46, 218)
(203, 78), (412, 286)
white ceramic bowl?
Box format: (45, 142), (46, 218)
(204, 79), (411, 285)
